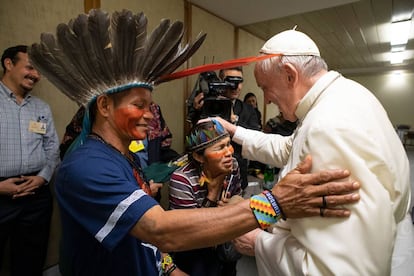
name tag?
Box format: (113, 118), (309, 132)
(28, 120), (46, 134)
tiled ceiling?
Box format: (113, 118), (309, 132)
(189, 0), (414, 75)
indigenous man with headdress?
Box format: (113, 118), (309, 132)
(28, 9), (361, 276)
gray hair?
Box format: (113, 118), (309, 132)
(257, 55), (328, 78)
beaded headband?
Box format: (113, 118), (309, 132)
(186, 119), (229, 153)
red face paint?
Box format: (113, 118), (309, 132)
(205, 144), (234, 159)
(114, 106), (147, 140)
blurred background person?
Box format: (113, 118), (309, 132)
(243, 92), (266, 179)
(0, 45), (60, 276)
(243, 92), (262, 130)
(264, 112), (297, 136)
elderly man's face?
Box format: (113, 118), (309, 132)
(111, 87), (154, 140)
(254, 63), (296, 121)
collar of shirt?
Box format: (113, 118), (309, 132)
(295, 71), (341, 122)
(0, 81), (31, 103)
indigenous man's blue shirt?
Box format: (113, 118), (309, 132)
(55, 138), (160, 276)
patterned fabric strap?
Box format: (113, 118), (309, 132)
(250, 193), (278, 229)
(262, 190), (286, 220)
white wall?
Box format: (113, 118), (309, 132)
(347, 71), (414, 128)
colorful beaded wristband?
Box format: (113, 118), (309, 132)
(250, 193), (278, 229)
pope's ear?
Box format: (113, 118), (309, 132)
(283, 63), (298, 88)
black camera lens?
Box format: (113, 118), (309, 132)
(224, 76), (243, 83)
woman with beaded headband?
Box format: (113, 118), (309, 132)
(169, 119), (242, 276)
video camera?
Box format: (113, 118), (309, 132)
(192, 71), (243, 121)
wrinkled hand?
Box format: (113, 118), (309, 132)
(12, 175), (46, 198)
(232, 228), (261, 256)
(193, 92), (204, 110)
(272, 155), (360, 218)
(149, 180), (163, 198)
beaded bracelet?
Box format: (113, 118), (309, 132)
(164, 263), (177, 276)
(272, 192), (286, 220)
(202, 197), (218, 207)
(262, 190), (286, 220)
(250, 193), (278, 229)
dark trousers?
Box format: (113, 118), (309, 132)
(0, 184), (53, 276)
(173, 248), (238, 276)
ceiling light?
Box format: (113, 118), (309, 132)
(391, 45), (406, 52)
(390, 51), (404, 64)
(390, 20), (412, 46)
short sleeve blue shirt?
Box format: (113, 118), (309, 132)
(55, 138), (161, 276)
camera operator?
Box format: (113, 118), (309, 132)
(187, 67), (260, 191)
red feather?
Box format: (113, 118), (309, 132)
(158, 53), (281, 83)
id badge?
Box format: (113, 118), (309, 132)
(28, 120), (46, 134)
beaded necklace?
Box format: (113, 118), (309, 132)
(89, 133), (151, 195)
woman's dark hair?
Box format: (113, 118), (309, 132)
(243, 92), (256, 102)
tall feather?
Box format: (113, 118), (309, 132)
(30, 34), (94, 105)
(29, 42), (79, 102)
(145, 21), (185, 79)
(40, 33), (88, 90)
(72, 14), (104, 88)
(87, 9), (114, 86)
(137, 19), (171, 80)
(111, 9), (138, 81)
(61, 21), (96, 87)
(154, 32), (207, 84)
(132, 12), (148, 77)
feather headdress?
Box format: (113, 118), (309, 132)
(28, 8), (206, 107)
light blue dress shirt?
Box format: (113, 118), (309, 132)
(0, 81), (60, 181)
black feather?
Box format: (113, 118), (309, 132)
(145, 21), (184, 81)
(132, 12), (148, 76)
(138, 19), (171, 79)
(154, 32), (207, 84)
(87, 9), (114, 85)
(111, 9), (138, 81)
